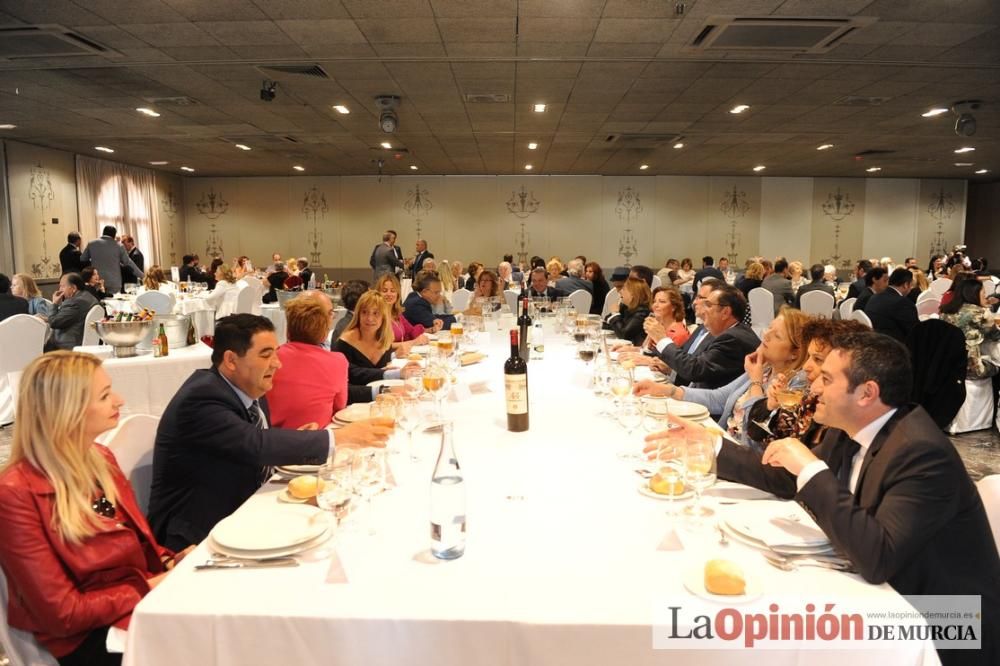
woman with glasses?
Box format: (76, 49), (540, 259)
(464, 269), (502, 316)
(0, 352), (190, 666)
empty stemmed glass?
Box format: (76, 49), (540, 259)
(653, 438), (687, 520)
(404, 366), (424, 396)
(397, 396), (423, 462)
(351, 448), (387, 536)
(316, 458), (354, 529)
(616, 397), (644, 461)
(682, 433), (718, 522)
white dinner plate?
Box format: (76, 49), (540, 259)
(277, 489), (311, 504)
(211, 504), (328, 552)
(276, 464), (321, 475)
(334, 403), (375, 423)
(408, 345), (431, 355)
(723, 500), (830, 549)
(637, 482), (694, 501)
(367, 379), (404, 390)
(667, 400), (710, 419)
(683, 563), (762, 604)
(720, 520), (835, 556)
(207, 527), (332, 560)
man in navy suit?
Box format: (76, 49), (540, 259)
(410, 238), (434, 277)
(147, 314), (391, 550)
(865, 268), (919, 342)
(403, 271), (455, 331)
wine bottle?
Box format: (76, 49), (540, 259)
(430, 421), (466, 560)
(504, 329), (529, 432)
(517, 295), (532, 362)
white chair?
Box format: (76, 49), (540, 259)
(947, 378), (994, 434)
(80, 304), (106, 347)
(451, 288), (471, 313)
(799, 291), (835, 318)
(240, 275), (264, 294)
(567, 289), (592, 316)
(101, 414), (160, 514)
(929, 277), (952, 296)
(135, 289), (175, 315)
(916, 289), (938, 305)
(978, 475), (1000, 553)
(331, 307), (348, 332)
(217, 287), (240, 319)
(601, 288), (621, 318)
(0, 569), (59, 666)
(916, 297), (941, 319)
(235, 283), (260, 315)
(650, 274), (662, 289)
(838, 297), (857, 320)
(851, 309), (873, 328)
(0, 315), (47, 425)
(748, 287), (774, 337)
(503, 289), (519, 314)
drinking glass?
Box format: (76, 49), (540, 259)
(774, 387), (805, 411)
(316, 460), (354, 527)
(653, 438), (687, 519)
(576, 340), (597, 365)
(640, 395), (670, 434)
(449, 321), (463, 353)
(422, 362), (449, 418)
(405, 366), (424, 395)
(682, 433), (718, 521)
(616, 397), (644, 461)
(371, 396), (401, 455)
(608, 367), (632, 415)
(397, 396), (423, 462)
(351, 448), (386, 536)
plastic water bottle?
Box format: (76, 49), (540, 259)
(531, 320), (544, 360)
(430, 421), (466, 560)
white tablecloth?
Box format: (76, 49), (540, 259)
(125, 336), (940, 666)
(74, 343), (212, 417)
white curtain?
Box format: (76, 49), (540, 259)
(76, 155), (161, 265)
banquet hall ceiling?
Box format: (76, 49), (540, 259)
(0, 0), (996, 179)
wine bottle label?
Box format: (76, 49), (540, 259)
(504, 375), (528, 414)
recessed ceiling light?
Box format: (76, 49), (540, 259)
(533, 103), (546, 113)
(293, 165), (305, 172)
(380, 141), (392, 149)
(954, 147), (975, 153)
(524, 164), (533, 171)
(866, 167), (881, 173)
(673, 142), (684, 149)
(409, 165), (418, 170)
(235, 143), (251, 151)
(180, 166), (195, 172)
(94, 146), (114, 153)
(975, 169), (990, 174)
(921, 108), (949, 118)
(954, 162), (974, 167)
(0, 124), (16, 130)
(752, 165), (766, 172)
(149, 161), (168, 166)
(639, 164), (649, 170)
(332, 105), (350, 114)
(528, 142), (538, 150)
(135, 107), (160, 117)
(817, 144), (834, 151)
(729, 104), (750, 114)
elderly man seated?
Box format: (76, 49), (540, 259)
(403, 271), (456, 330)
(45, 272), (100, 351)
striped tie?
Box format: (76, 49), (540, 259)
(248, 401), (271, 484)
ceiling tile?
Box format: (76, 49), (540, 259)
(356, 18), (440, 42)
(253, 0), (352, 20)
(430, 0), (516, 17)
(436, 18), (514, 42)
(444, 42), (517, 56)
(341, 0), (434, 18)
(162, 0), (268, 21)
(515, 42), (590, 56)
(586, 43), (663, 57)
(593, 18), (678, 42)
(518, 0), (606, 17)
(197, 20), (294, 46)
(373, 42), (447, 56)
(517, 18), (599, 42)
(274, 19), (368, 44)
(122, 22), (219, 47)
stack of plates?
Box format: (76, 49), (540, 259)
(334, 403), (374, 423)
(274, 464), (320, 479)
(666, 399), (710, 421)
(208, 504), (331, 559)
(720, 500), (836, 556)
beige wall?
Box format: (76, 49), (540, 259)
(182, 174), (966, 273)
(154, 172), (186, 269)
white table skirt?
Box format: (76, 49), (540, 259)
(125, 335), (940, 666)
(260, 303), (287, 344)
(74, 343), (212, 417)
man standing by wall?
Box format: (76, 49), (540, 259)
(81, 225), (142, 294)
(120, 234), (144, 288)
(59, 231), (88, 275)
(370, 231), (403, 280)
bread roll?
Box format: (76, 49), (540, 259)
(407, 353), (422, 361)
(288, 475), (319, 499)
(704, 559), (746, 596)
(648, 473), (685, 496)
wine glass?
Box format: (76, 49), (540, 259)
(405, 366), (424, 396)
(316, 460), (354, 528)
(370, 396), (401, 456)
(351, 448), (386, 536)
(775, 387), (805, 411)
(640, 395), (670, 434)
(422, 362), (449, 418)
(608, 367), (632, 416)
(682, 433), (717, 522)
(577, 339), (597, 366)
(397, 396), (423, 462)
(616, 397), (644, 461)
(449, 321), (463, 353)
(653, 438), (687, 519)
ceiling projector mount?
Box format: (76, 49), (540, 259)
(951, 100), (981, 137)
(375, 95), (400, 133)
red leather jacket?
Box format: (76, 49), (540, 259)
(0, 445), (172, 658)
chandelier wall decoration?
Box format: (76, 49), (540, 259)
(160, 186), (179, 265)
(195, 188), (228, 259)
(402, 185), (433, 239)
(506, 185), (540, 266)
(820, 187), (856, 268)
(302, 186), (329, 265)
(615, 187), (642, 266)
(926, 188), (956, 257)
(719, 185), (750, 265)
(28, 163), (59, 278)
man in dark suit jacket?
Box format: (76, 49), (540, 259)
(0, 273), (29, 322)
(649, 283), (758, 388)
(147, 314), (390, 551)
(846, 259), (872, 300)
(693, 256), (724, 291)
(46, 273), (99, 350)
(120, 235), (144, 288)
(402, 272), (455, 331)
(59, 231), (88, 274)
(761, 259), (795, 315)
(410, 239), (434, 277)
(178, 254), (210, 283)
(866, 268), (919, 342)
(528, 267), (565, 299)
(794, 263), (836, 308)
(854, 266), (888, 312)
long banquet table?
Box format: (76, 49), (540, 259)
(124, 329), (940, 666)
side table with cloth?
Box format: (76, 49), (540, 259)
(125, 335), (943, 666)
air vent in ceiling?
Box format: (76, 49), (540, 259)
(686, 16), (877, 53)
(281, 136), (300, 143)
(835, 95), (892, 107)
(0, 24), (111, 60)
(256, 64), (330, 79)
(854, 149), (896, 157)
(604, 133), (682, 149)
(146, 96), (198, 106)
(463, 93), (510, 103)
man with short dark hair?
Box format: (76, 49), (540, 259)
(629, 265), (654, 288)
(148, 313), (391, 550)
(865, 268), (919, 342)
(904, 257), (919, 269)
(81, 225), (142, 294)
(847, 259), (873, 300)
(45, 272), (99, 350)
(410, 239), (434, 277)
(120, 234), (144, 287)
(331, 279), (369, 344)
(59, 231), (88, 274)
(0, 273), (29, 322)
(854, 266), (888, 312)
(761, 258), (794, 314)
(555, 259), (592, 294)
(528, 267), (564, 299)
(693, 256), (723, 291)
(370, 231), (404, 279)
(179, 254), (209, 283)
(795, 263), (836, 308)
(403, 271), (455, 330)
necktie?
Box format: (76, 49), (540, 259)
(248, 401), (271, 484)
(836, 438), (861, 490)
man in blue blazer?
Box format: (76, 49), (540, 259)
(403, 271), (455, 331)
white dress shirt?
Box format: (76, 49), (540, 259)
(796, 408), (898, 493)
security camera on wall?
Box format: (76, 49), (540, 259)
(375, 95), (400, 134)
(951, 100), (981, 137)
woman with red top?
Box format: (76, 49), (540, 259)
(375, 273), (437, 355)
(269, 292), (350, 428)
(0, 352), (191, 666)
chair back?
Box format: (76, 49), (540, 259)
(240, 276), (264, 292)
(567, 289), (593, 316)
(748, 287), (774, 336)
(929, 277), (952, 296)
(503, 289), (519, 314)
(851, 309), (873, 328)
(451, 288), (471, 312)
(602, 288), (621, 318)
(916, 297), (941, 318)
(135, 290), (175, 316)
(838, 297), (857, 320)
(0, 314), (47, 424)
(904, 318), (967, 429)
(650, 274), (662, 289)
(916, 289), (938, 305)
(799, 290), (835, 318)
(0, 568), (59, 666)
(977, 475), (1000, 553)
(218, 286), (240, 319)
(235, 283), (261, 315)
(101, 414), (160, 515)
(80, 304), (106, 347)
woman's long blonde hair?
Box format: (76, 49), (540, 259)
(6, 352), (119, 544)
(13, 273), (42, 299)
(343, 290), (394, 350)
(374, 273), (404, 319)
(438, 260), (455, 292)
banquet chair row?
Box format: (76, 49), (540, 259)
(451, 288), (471, 313)
(799, 290), (835, 319)
(838, 297), (857, 320)
(1, 568), (58, 666)
(0, 315), (47, 426)
(748, 287), (774, 337)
